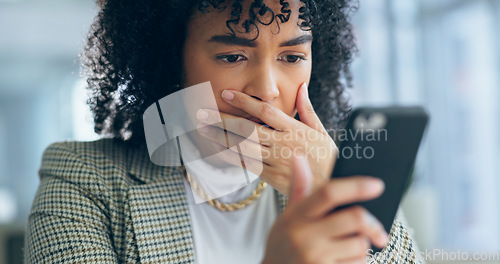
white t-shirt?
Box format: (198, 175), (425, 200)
(183, 177), (278, 264)
(178, 136), (279, 264)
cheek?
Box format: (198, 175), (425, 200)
(183, 51), (213, 87)
(183, 52), (232, 110)
(280, 88), (299, 115)
(279, 69), (311, 116)
(184, 46), (240, 101)
(210, 78), (248, 114)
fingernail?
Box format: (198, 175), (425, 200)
(364, 212), (389, 246)
(365, 178), (385, 193)
(222, 90), (234, 101)
(364, 212), (378, 228)
(294, 151), (307, 167)
(302, 82), (308, 97)
(197, 109), (208, 120)
(382, 232), (390, 246)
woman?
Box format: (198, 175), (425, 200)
(25, 0), (423, 263)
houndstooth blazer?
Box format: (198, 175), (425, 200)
(25, 139), (425, 263)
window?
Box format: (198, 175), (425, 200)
(352, 0), (500, 251)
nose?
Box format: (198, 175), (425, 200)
(242, 62), (280, 102)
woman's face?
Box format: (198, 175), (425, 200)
(182, 0), (312, 122)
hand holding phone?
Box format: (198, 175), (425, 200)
(262, 154), (390, 264)
(329, 106), (429, 253)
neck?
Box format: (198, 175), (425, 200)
(184, 131), (233, 169)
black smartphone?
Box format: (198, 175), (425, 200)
(329, 106), (429, 253)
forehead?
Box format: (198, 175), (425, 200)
(188, 0), (308, 40)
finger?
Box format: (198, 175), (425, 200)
(302, 236), (368, 264)
(295, 82), (328, 134)
(295, 176), (385, 219)
(330, 235), (371, 261)
(288, 152), (313, 205)
(221, 89), (298, 131)
(336, 256), (368, 264)
(199, 124), (273, 162)
(314, 206), (389, 248)
(197, 108), (275, 146)
(212, 141), (268, 176)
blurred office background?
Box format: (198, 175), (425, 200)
(0, 0), (499, 263)
(352, 0), (500, 258)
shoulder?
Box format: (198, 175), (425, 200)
(27, 139), (137, 263)
(40, 138), (127, 176)
(367, 208), (426, 263)
(39, 138), (147, 197)
(39, 138), (177, 189)
(41, 137), (128, 165)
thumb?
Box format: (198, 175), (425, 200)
(296, 82), (327, 134)
(288, 152), (314, 205)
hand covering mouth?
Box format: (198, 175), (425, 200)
(244, 116), (266, 125)
(243, 116), (274, 130)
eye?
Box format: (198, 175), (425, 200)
(216, 54), (247, 64)
(279, 55), (306, 64)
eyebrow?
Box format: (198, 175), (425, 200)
(279, 34), (313, 47)
(208, 34), (313, 47)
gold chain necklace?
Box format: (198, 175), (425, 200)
(180, 166), (268, 212)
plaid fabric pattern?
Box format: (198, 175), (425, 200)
(25, 139), (424, 263)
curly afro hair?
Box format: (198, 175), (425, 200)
(82, 0), (358, 147)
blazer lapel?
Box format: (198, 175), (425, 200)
(125, 143), (289, 263)
(277, 191), (288, 213)
(127, 145), (195, 264)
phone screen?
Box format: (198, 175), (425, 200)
(329, 106), (429, 252)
